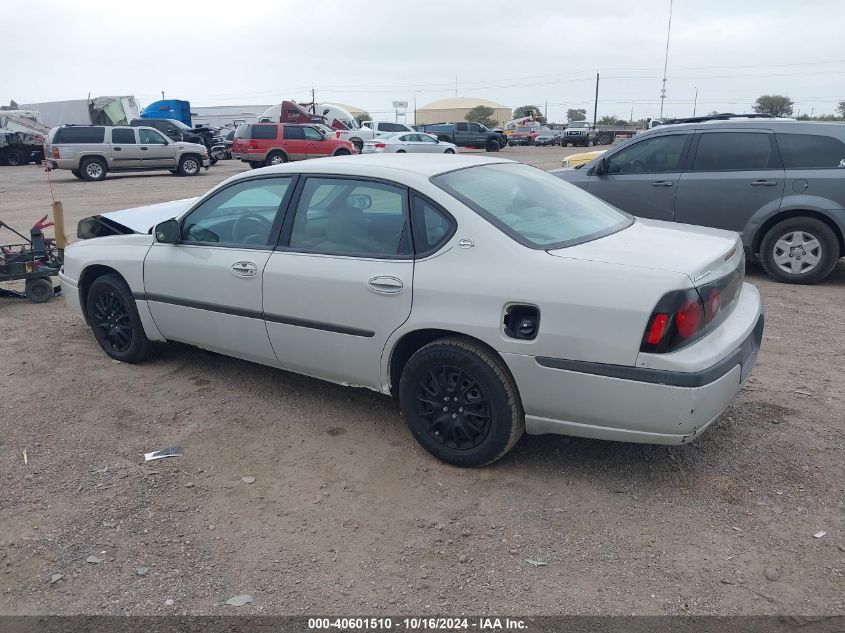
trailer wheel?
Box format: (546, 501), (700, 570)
(597, 133), (613, 145)
(5, 148), (27, 166)
(25, 277), (54, 304)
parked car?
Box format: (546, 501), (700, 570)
(417, 122), (506, 151)
(507, 126), (540, 146)
(560, 149), (606, 169)
(362, 132), (457, 154)
(60, 155), (762, 466)
(45, 125), (209, 181)
(534, 127), (561, 146)
(130, 117), (190, 142)
(340, 121), (416, 153)
(231, 122), (356, 168)
(553, 117), (845, 283)
(562, 121), (598, 147)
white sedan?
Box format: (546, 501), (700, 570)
(60, 155), (763, 466)
(362, 132), (457, 154)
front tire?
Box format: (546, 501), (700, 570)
(760, 217), (839, 284)
(177, 155), (202, 176)
(86, 274), (151, 363)
(444, 148), (455, 154)
(485, 140), (500, 152)
(350, 138), (364, 153)
(398, 337), (524, 467)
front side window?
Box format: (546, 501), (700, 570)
(433, 163), (632, 249)
(691, 132), (775, 171)
(138, 129), (167, 145)
(288, 178), (409, 257)
(776, 133), (845, 169)
(606, 134), (688, 174)
(111, 128), (136, 144)
(180, 177), (293, 247)
(303, 127), (323, 140)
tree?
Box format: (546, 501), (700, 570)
(752, 94), (794, 117)
(837, 101), (845, 121)
(597, 115), (617, 126)
(465, 105), (497, 128)
(513, 105), (546, 124)
(354, 112), (371, 126)
(566, 108), (586, 122)
(706, 110), (720, 116)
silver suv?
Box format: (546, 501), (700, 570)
(554, 116), (845, 283)
(46, 125), (210, 181)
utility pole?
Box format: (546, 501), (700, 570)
(310, 87), (316, 114)
(659, 0), (673, 119)
(161, 91), (165, 100)
(593, 72), (599, 125)
(455, 76), (458, 97)
(544, 100), (548, 121)
(693, 87), (698, 117)
(414, 91), (418, 126)
(630, 103), (634, 123)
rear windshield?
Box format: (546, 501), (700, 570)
(515, 127), (532, 133)
(53, 127), (105, 143)
(432, 163), (632, 249)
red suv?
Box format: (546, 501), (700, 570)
(231, 123), (356, 168)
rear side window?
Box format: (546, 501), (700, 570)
(691, 132), (776, 171)
(776, 133), (845, 169)
(283, 126), (305, 140)
(111, 129), (136, 144)
(251, 124), (279, 140)
(53, 127), (105, 144)
(412, 195), (455, 256)
(234, 124), (250, 139)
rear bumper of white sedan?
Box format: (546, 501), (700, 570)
(502, 282), (764, 444)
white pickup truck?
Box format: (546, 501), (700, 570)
(339, 121), (416, 153)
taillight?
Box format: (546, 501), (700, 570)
(51, 146), (60, 159)
(640, 263), (744, 354)
(374, 143), (385, 149)
(248, 140), (258, 149)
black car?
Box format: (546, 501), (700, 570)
(534, 127), (561, 146)
(129, 118), (192, 142)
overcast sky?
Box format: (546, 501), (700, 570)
(5, 0), (844, 123)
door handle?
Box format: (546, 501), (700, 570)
(231, 261), (258, 277)
(368, 276), (404, 294)
(751, 179), (777, 186)
(140, 146), (148, 150)
(114, 147), (122, 151)
(651, 180), (674, 187)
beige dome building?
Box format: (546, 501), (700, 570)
(415, 97), (511, 126)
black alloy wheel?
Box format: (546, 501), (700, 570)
(416, 365), (492, 450)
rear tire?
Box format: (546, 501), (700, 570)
(248, 162), (262, 169)
(80, 157), (107, 181)
(396, 149), (406, 153)
(265, 151), (287, 167)
(350, 138), (364, 153)
(5, 149), (26, 166)
(86, 274), (151, 363)
(25, 277), (53, 303)
(760, 216), (839, 284)
(398, 337), (524, 467)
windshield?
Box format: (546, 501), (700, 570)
(432, 163), (632, 249)
(568, 121), (589, 128)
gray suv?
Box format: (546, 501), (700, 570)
(46, 125), (210, 181)
(554, 117), (845, 283)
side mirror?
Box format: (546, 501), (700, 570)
(348, 194), (372, 210)
(154, 219), (180, 243)
(590, 157), (607, 176)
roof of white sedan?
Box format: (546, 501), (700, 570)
(232, 153), (514, 180)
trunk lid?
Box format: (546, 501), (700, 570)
(547, 217), (742, 284)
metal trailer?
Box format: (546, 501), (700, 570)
(0, 111), (50, 166)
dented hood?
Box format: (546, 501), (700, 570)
(96, 198), (198, 234)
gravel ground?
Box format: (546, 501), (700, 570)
(0, 146), (843, 616)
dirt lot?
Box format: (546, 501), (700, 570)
(0, 147), (843, 616)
